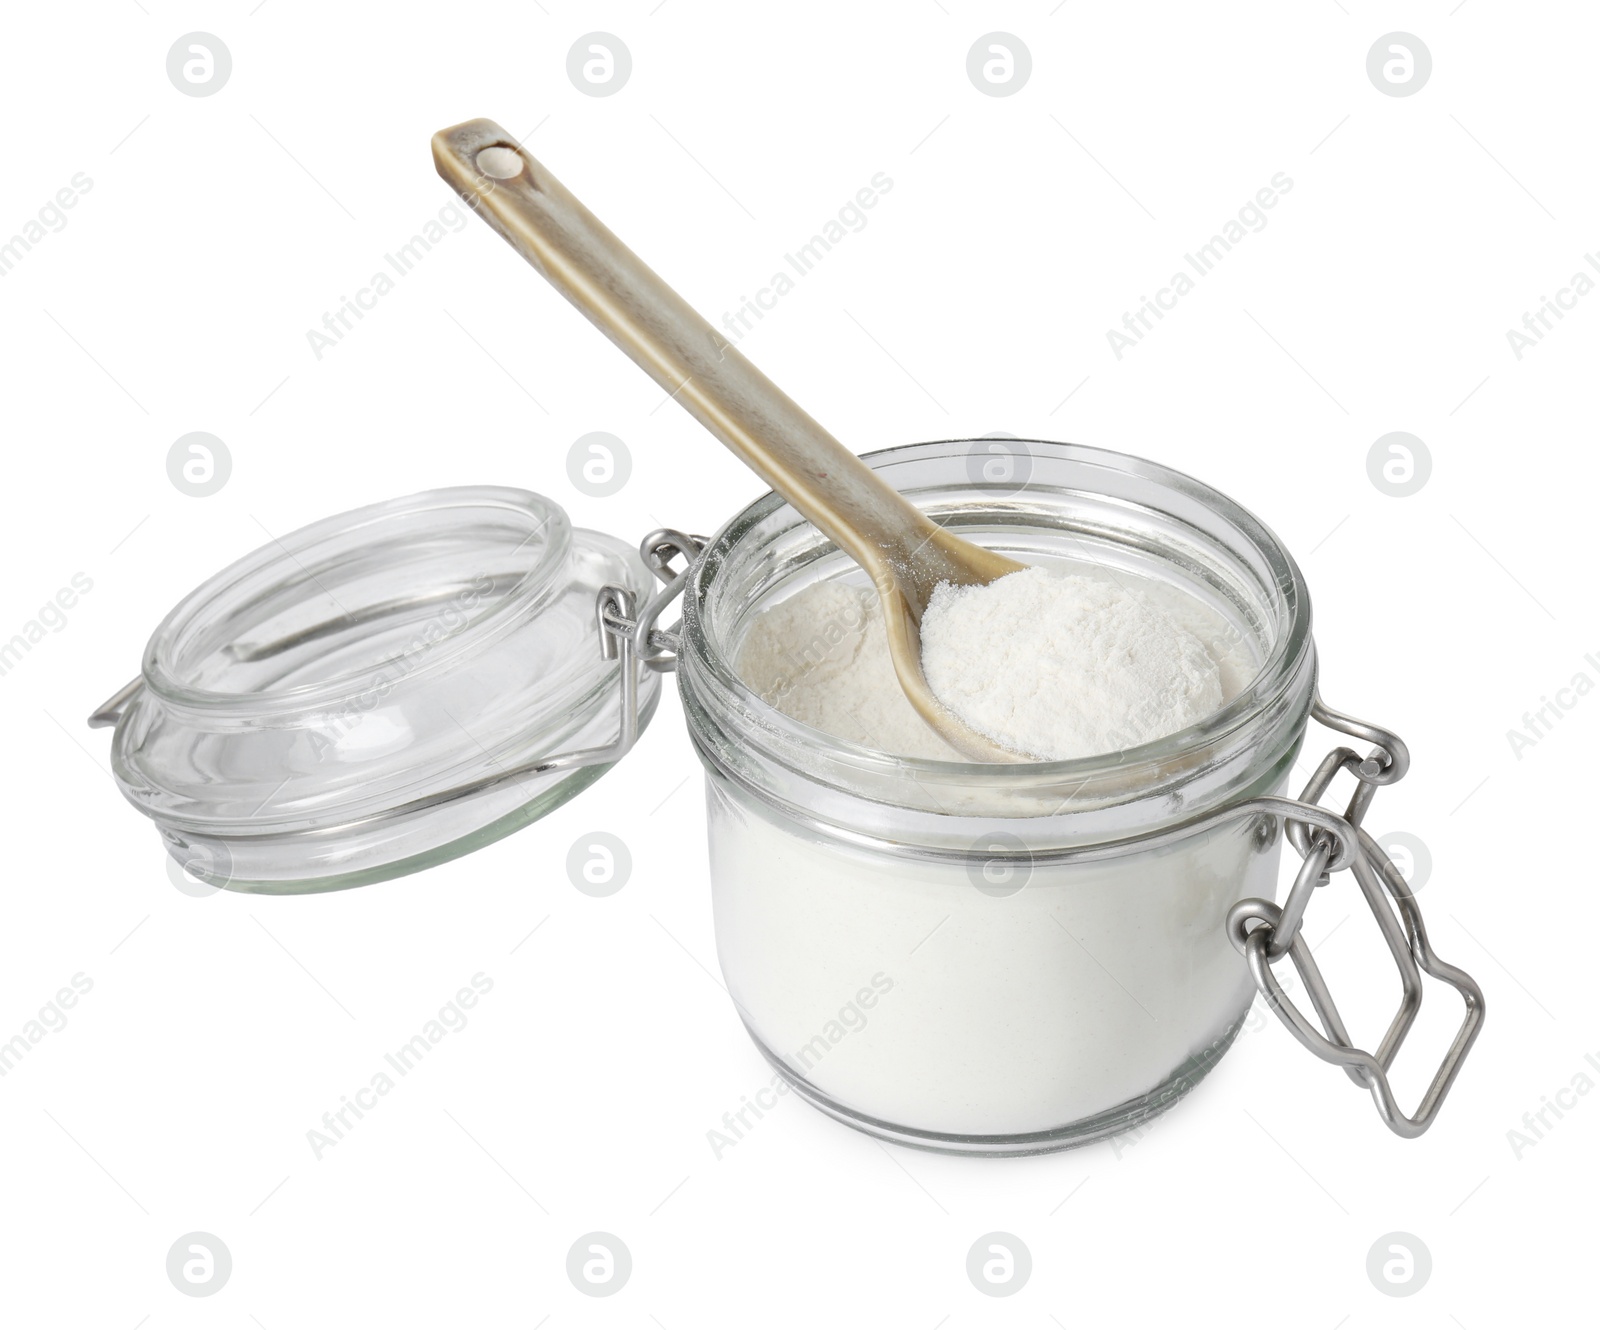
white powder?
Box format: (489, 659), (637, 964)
(737, 580), (965, 760)
(737, 565), (1236, 763)
(721, 562), (1265, 1141)
(920, 567), (1224, 760)
(709, 793), (1264, 1136)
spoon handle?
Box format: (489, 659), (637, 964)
(433, 118), (992, 597)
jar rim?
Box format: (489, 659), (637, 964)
(141, 486), (571, 716)
(681, 438), (1313, 785)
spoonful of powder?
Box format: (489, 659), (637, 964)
(918, 567), (1224, 761)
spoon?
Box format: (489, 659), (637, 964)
(433, 118), (1026, 761)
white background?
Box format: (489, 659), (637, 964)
(0, 1), (1592, 1324)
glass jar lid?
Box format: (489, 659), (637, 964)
(102, 486), (661, 894)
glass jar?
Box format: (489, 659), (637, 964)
(676, 439), (1316, 1152)
(91, 439), (1481, 1148)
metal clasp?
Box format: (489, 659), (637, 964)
(1226, 693), (1486, 1138)
(598, 528), (703, 673)
(559, 528), (703, 775)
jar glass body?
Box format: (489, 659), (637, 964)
(678, 440), (1316, 1153)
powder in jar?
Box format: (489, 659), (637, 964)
(723, 559), (1263, 1137)
(736, 580), (965, 760)
(919, 567), (1224, 760)
(737, 563), (1239, 762)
